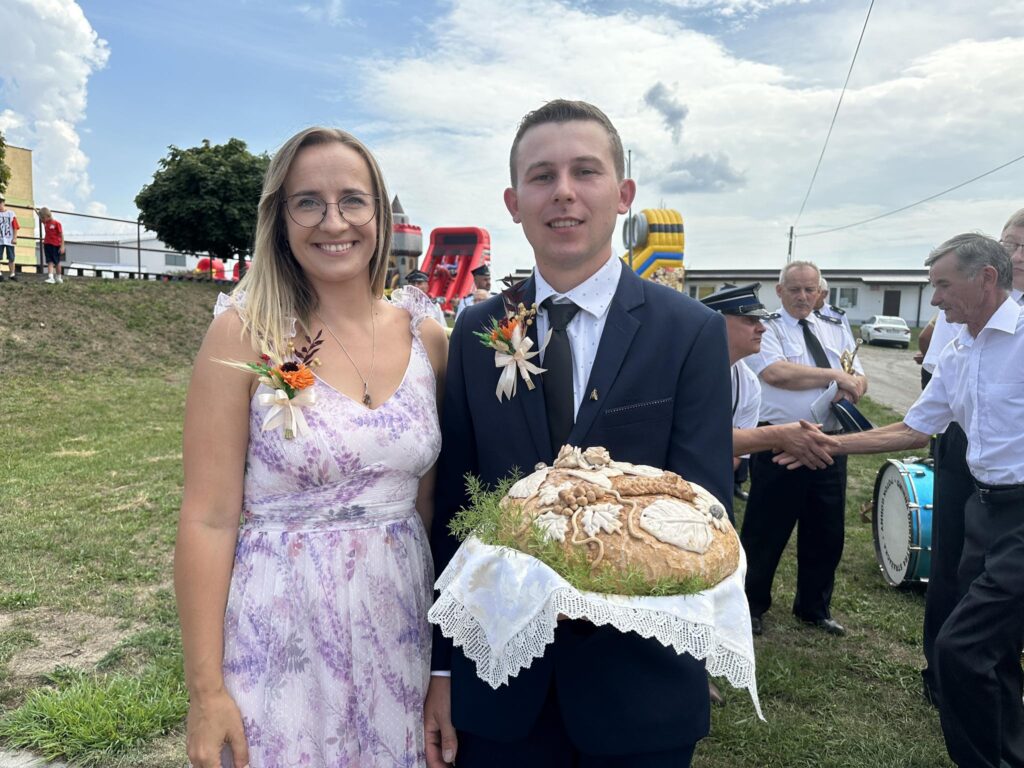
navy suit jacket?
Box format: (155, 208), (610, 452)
(430, 266), (734, 754)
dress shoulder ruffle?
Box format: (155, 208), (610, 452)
(390, 286), (446, 337)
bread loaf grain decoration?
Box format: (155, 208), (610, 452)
(502, 446), (740, 588)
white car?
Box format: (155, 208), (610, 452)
(860, 315), (911, 348)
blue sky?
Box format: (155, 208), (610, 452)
(3, 0), (1023, 276)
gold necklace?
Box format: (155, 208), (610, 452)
(316, 306), (376, 407)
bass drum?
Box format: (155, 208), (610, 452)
(872, 459), (934, 587)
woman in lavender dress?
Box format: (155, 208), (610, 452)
(174, 127), (448, 768)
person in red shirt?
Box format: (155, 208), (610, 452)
(39, 207), (65, 284)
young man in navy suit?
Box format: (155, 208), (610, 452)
(424, 100), (734, 768)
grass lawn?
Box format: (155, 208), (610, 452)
(0, 280), (953, 766)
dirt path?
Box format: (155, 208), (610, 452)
(0, 752), (66, 768)
(856, 342), (923, 416)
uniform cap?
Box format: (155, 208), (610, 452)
(701, 282), (772, 318)
(405, 270), (429, 283)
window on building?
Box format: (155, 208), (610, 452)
(165, 253), (186, 267)
(688, 285), (700, 298)
(829, 287), (858, 308)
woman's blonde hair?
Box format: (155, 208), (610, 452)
(234, 127), (393, 357)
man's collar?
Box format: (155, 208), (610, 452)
(955, 294), (1022, 348)
(534, 255), (622, 319)
(777, 307), (806, 326)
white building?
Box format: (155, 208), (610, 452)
(683, 268), (936, 328)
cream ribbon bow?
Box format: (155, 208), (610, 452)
(493, 324), (550, 401)
(257, 385), (317, 439)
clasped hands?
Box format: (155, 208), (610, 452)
(770, 419), (841, 470)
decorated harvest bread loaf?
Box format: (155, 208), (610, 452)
(502, 446), (740, 588)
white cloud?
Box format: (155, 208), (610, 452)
(0, 0), (108, 213)
(295, 0), (346, 26)
(342, 0), (1024, 276)
(651, 0), (813, 18)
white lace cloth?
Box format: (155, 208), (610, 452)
(429, 536), (763, 719)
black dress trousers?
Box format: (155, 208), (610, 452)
(921, 422), (973, 706)
(934, 488), (1024, 768)
(740, 448), (847, 621)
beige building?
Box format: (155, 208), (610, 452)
(3, 144), (37, 269)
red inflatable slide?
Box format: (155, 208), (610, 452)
(420, 227), (491, 311)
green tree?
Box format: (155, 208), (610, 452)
(135, 138), (269, 261)
(0, 132), (12, 196)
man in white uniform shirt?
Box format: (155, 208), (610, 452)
(815, 276), (852, 337)
(775, 233), (1024, 768)
(741, 261), (867, 637)
(700, 282), (839, 469)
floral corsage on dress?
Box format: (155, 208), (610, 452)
(220, 332), (325, 439)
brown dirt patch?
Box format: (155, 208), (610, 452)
(1, 609), (138, 682)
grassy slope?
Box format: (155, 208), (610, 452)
(0, 279), (222, 767)
(0, 279), (951, 766)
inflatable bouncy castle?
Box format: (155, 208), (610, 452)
(420, 227), (491, 312)
(621, 208), (685, 281)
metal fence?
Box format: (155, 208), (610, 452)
(11, 207), (232, 280)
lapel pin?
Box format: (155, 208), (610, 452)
(590, 389), (599, 401)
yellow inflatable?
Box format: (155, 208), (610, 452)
(621, 208), (685, 280)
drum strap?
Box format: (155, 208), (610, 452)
(732, 366), (740, 417)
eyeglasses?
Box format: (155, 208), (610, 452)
(999, 240), (1024, 254)
(283, 193), (377, 228)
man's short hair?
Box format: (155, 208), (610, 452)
(778, 260), (821, 285)
(819, 276), (829, 292)
(509, 99), (625, 186)
(925, 233), (1012, 290)
(1003, 208), (1024, 233)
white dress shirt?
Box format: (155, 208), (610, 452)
(732, 359), (762, 459)
(923, 290), (1022, 373)
(922, 311), (962, 374)
(746, 308), (863, 431)
(904, 296), (1024, 485)
(534, 254), (622, 417)
(732, 360), (761, 431)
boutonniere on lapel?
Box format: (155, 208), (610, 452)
(218, 332), (324, 439)
(474, 277), (551, 402)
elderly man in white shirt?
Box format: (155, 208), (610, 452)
(741, 260), (867, 637)
(776, 233), (1024, 768)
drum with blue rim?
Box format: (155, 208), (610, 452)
(872, 459), (934, 586)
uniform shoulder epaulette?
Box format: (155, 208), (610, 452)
(828, 304), (846, 316)
(814, 310), (842, 325)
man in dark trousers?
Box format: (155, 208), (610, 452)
(424, 99), (733, 768)
(775, 233), (1024, 768)
(921, 208), (1024, 708)
(741, 260), (867, 637)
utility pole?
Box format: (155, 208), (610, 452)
(787, 226), (794, 263)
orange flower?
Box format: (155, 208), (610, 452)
(276, 362), (315, 390)
(498, 319), (517, 341)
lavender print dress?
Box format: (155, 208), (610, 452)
(215, 288), (440, 767)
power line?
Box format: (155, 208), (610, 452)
(793, 0), (875, 228)
(795, 151), (1024, 238)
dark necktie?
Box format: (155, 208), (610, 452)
(798, 318), (832, 369)
(542, 297), (581, 456)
